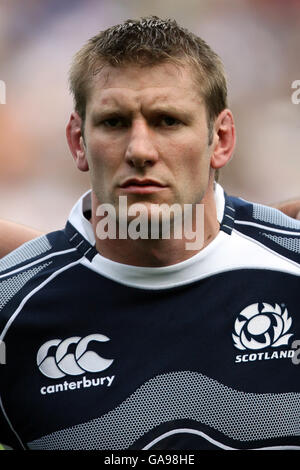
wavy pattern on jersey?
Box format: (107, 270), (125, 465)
(262, 233), (300, 254)
(28, 371), (300, 450)
(0, 236), (52, 273)
(252, 203), (300, 230)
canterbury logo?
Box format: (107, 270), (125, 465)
(37, 334), (114, 379)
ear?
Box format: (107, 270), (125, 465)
(66, 111), (89, 172)
(210, 109), (236, 170)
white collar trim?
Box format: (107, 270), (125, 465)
(67, 184), (228, 288)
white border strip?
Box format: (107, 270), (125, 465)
(142, 428), (236, 450)
(232, 229), (300, 270)
(235, 220), (300, 236)
(0, 249), (77, 279)
(142, 428), (300, 450)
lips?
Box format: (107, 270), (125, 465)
(118, 178), (167, 194)
(120, 178), (166, 188)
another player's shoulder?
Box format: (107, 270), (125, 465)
(0, 229), (79, 278)
(227, 194), (300, 265)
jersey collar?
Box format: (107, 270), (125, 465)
(68, 182), (226, 242)
(65, 184), (233, 289)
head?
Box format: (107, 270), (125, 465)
(66, 17), (235, 222)
(69, 16), (228, 150)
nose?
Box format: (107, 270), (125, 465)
(125, 120), (159, 168)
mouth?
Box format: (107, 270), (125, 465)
(118, 179), (168, 194)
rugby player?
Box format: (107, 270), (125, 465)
(0, 17), (299, 450)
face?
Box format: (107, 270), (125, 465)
(79, 62), (217, 219)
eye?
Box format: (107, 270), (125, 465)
(159, 115), (181, 127)
(102, 117), (127, 128)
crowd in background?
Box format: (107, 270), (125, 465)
(0, 0), (299, 231)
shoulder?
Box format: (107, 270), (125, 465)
(0, 229), (84, 335)
(0, 234), (52, 275)
(0, 229), (84, 311)
(226, 195), (300, 265)
(0, 230), (79, 277)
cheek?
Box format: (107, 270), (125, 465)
(170, 140), (210, 175)
(174, 145), (211, 200)
(87, 139), (119, 174)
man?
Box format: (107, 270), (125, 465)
(0, 17), (299, 450)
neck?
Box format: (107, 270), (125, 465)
(90, 182), (220, 267)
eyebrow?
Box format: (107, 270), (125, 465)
(90, 104), (193, 123)
(91, 108), (124, 121)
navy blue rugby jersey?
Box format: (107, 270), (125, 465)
(0, 184), (299, 450)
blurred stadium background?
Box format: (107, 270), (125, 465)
(0, 0), (299, 232)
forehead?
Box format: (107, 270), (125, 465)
(86, 62), (203, 111)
